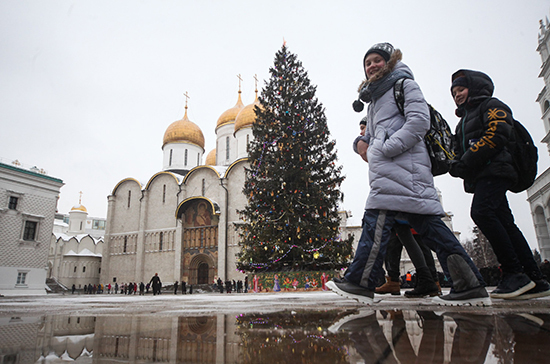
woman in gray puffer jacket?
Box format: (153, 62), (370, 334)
(328, 43), (489, 306)
(358, 49), (443, 216)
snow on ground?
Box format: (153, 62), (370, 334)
(1, 289), (550, 317)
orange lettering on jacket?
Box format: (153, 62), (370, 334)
(470, 108), (507, 152)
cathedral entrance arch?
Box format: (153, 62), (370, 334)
(188, 254), (215, 285)
(177, 197), (220, 284)
(197, 263), (209, 284)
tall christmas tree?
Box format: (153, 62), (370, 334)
(236, 44), (353, 273)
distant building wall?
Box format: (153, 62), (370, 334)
(0, 162), (63, 295)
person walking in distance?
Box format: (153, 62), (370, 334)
(149, 273), (162, 296)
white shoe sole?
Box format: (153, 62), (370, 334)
(505, 288), (550, 300)
(516, 313), (544, 326)
(490, 281), (536, 299)
(328, 309), (375, 333)
(432, 296), (492, 307)
(326, 281), (374, 305)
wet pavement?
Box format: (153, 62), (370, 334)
(1, 290), (549, 363)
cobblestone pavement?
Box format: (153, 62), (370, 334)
(1, 289), (549, 317)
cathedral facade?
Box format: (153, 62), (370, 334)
(528, 17), (550, 260)
(100, 88), (264, 287)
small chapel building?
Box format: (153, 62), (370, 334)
(100, 86), (270, 287)
(49, 201), (105, 291)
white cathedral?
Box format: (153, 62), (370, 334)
(100, 85), (258, 287)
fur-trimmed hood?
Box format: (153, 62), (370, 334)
(358, 49), (403, 92)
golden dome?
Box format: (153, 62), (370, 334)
(205, 148), (216, 166)
(71, 204), (87, 212)
(235, 94), (261, 134)
(163, 108), (205, 149)
(216, 91), (244, 130)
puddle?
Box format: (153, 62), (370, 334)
(1, 309), (549, 363)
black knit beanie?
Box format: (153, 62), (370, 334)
(364, 42), (394, 64)
(451, 76), (468, 91)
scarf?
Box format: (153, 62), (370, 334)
(359, 69), (411, 104)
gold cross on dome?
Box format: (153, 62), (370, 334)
(237, 74), (243, 91)
(183, 91), (190, 109)
(79, 191), (83, 204)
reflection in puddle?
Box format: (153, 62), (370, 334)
(1, 310), (549, 363)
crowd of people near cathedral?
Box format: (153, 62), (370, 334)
(215, 277), (249, 293)
(72, 274), (247, 295)
(70, 274), (254, 295)
(73, 281), (153, 295)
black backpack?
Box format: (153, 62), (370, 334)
(394, 78), (456, 176)
(479, 98), (538, 193)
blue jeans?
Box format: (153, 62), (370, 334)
(385, 224), (439, 282)
(345, 209), (485, 291)
(345, 210), (398, 290)
(471, 177), (541, 278)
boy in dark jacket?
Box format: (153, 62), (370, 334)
(450, 69), (550, 300)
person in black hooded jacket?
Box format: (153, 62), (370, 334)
(450, 69), (550, 300)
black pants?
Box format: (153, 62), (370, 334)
(385, 224), (438, 282)
(471, 177), (541, 278)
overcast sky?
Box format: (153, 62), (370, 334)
(1, 1), (549, 248)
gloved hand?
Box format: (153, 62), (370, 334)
(449, 160), (470, 179)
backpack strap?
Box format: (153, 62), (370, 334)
(393, 78), (406, 116)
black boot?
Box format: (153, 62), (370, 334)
(405, 267), (439, 298)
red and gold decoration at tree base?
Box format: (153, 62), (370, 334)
(248, 270), (335, 293)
